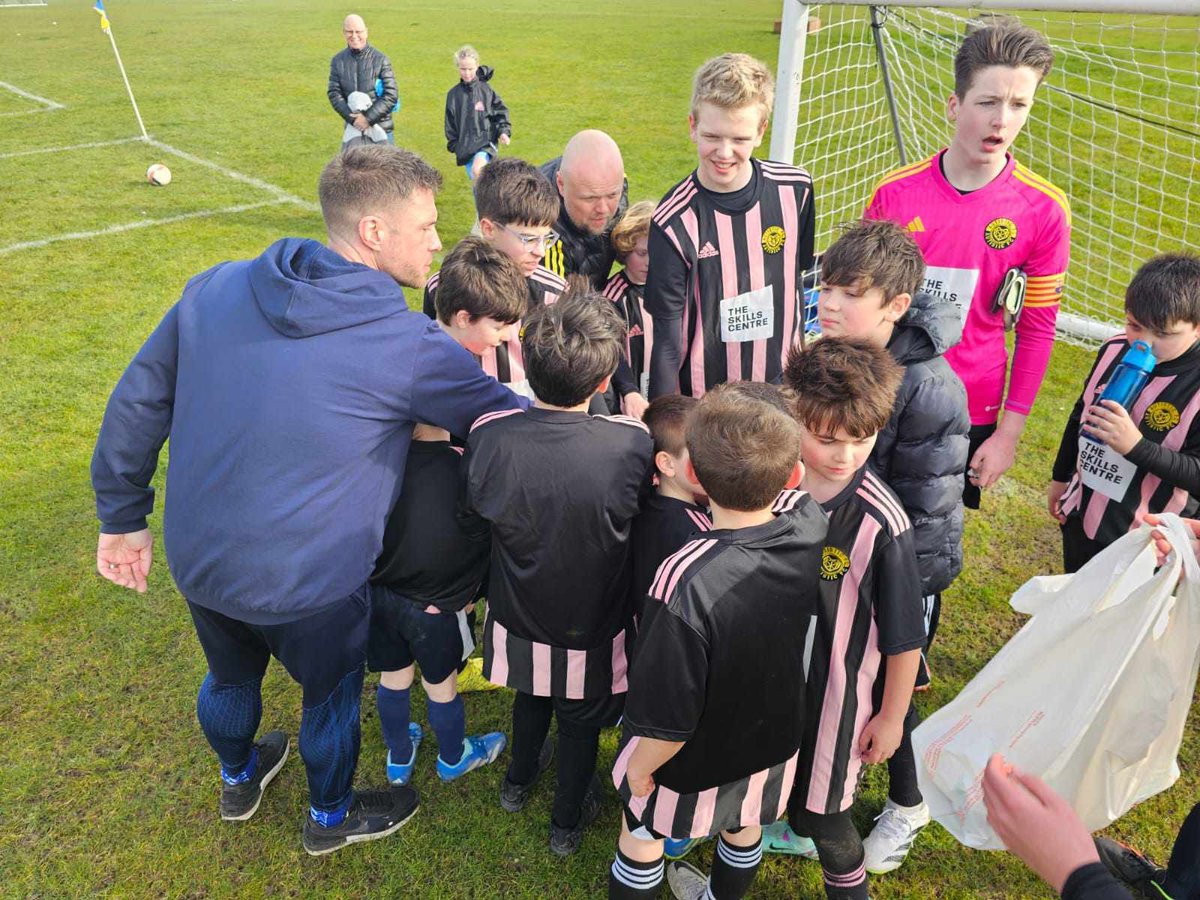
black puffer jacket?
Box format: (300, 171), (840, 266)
(445, 66), (511, 165)
(539, 156), (628, 290)
(328, 44), (398, 133)
(870, 292), (970, 595)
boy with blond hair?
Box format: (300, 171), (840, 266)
(646, 53), (815, 399)
(604, 200), (657, 415)
(777, 338), (926, 900)
(444, 44), (511, 181)
(608, 385), (826, 899)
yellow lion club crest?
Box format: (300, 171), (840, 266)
(984, 217), (1017, 250)
(1144, 401), (1181, 432)
(820, 546), (850, 581)
(761, 226), (786, 254)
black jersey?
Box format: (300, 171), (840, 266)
(603, 269), (652, 398)
(423, 265), (567, 397)
(463, 407), (654, 698)
(629, 492), (710, 625)
(614, 490), (827, 839)
(1054, 337), (1200, 547)
(370, 440), (488, 613)
(791, 468), (926, 816)
(645, 158), (815, 398)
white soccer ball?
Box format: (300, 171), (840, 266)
(146, 163), (172, 186)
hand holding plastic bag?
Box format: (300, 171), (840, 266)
(913, 514), (1200, 849)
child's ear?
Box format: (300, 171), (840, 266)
(595, 375), (612, 396)
(453, 310), (474, 330)
(655, 450), (676, 479)
(478, 218), (497, 240)
(886, 292), (912, 322)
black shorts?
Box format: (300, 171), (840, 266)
(187, 585), (370, 708)
(367, 586), (474, 684)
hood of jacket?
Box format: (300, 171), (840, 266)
(460, 65), (495, 88)
(888, 290), (963, 366)
(249, 238), (405, 339)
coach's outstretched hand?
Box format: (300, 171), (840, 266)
(97, 529), (153, 593)
(982, 754), (1099, 894)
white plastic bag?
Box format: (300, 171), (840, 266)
(913, 514), (1200, 850)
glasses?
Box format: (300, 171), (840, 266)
(501, 225), (559, 250)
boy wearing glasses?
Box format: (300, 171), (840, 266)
(423, 157), (566, 399)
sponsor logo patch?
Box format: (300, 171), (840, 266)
(905, 216), (925, 233)
(698, 241), (719, 259)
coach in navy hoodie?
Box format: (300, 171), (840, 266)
(91, 146), (523, 856)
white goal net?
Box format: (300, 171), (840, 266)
(772, 2), (1200, 345)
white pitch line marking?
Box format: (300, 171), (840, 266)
(0, 199), (292, 256)
(146, 138), (319, 212)
(0, 80), (65, 110)
(0, 136), (145, 160)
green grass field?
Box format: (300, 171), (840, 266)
(1, 2), (1198, 897)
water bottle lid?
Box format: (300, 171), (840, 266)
(1124, 339), (1157, 374)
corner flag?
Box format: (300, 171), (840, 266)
(94, 0), (111, 32)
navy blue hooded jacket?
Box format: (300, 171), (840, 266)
(91, 238), (523, 624)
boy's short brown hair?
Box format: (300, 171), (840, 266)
(473, 157), (559, 229)
(523, 289), (625, 407)
(643, 395), (697, 458)
(722, 380), (795, 417)
(784, 337), (904, 439)
(1125, 253), (1200, 331)
(434, 236), (527, 325)
(610, 200), (656, 262)
(691, 53), (774, 123)
(821, 219), (926, 303)
(686, 385), (802, 512)
(954, 23), (1054, 98)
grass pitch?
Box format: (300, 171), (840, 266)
(1, 2), (1198, 897)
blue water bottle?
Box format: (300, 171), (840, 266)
(1081, 340), (1156, 441)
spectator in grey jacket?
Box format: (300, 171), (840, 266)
(328, 15), (398, 144)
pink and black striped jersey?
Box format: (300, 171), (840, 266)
(423, 264), (567, 398)
(1054, 336), (1200, 547)
(791, 468), (926, 816)
(463, 406), (654, 699)
(603, 269), (652, 398)
(645, 159), (815, 397)
(628, 492), (711, 626)
(615, 490), (827, 838)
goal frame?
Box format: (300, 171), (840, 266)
(771, 0), (1200, 343)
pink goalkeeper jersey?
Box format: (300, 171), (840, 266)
(865, 151), (1071, 425)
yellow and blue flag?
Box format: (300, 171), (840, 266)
(94, 0), (111, 33)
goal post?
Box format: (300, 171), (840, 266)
(771, 0), (1200, 345)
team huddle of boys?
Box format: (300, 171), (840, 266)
(91, 17), (1200, 900)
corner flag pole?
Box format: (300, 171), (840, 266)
(94, 1), (149, 140)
